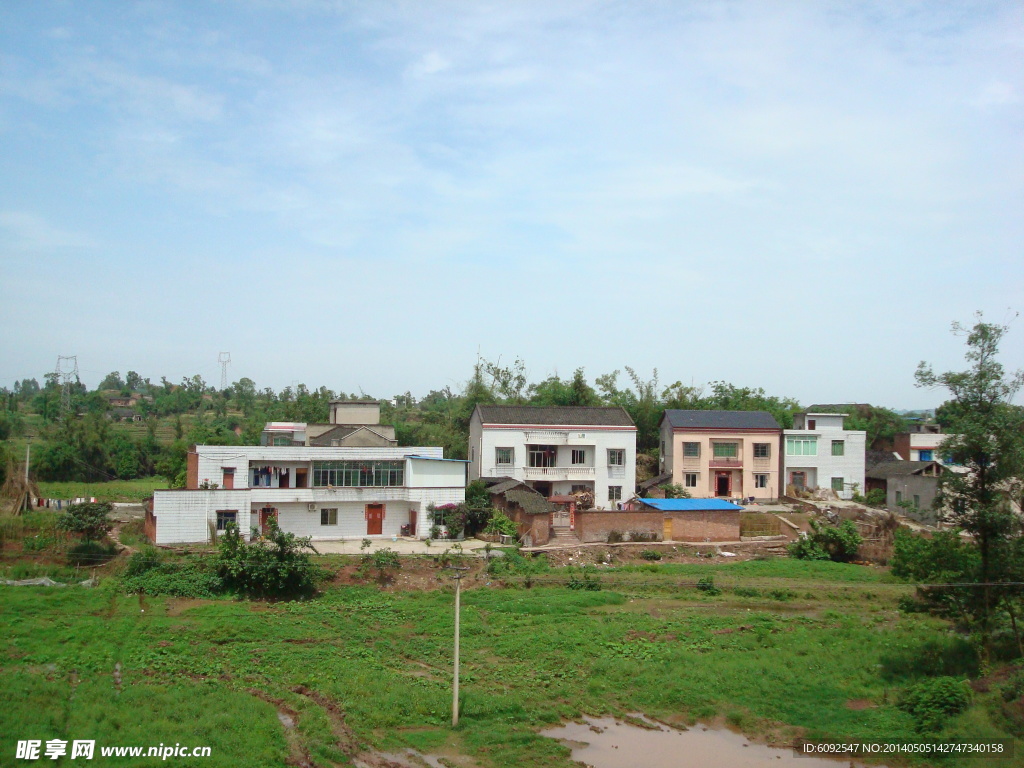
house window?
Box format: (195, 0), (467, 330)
(607, 449), (625, 466)
(895, 491), (903, 504)
(918, 449), (933, 461)
(272, 436), (290, 446)
(608, 486), (622, 502)
(913, 495), (921, 508)
(713, 443), (737, 458)
(831, 477), (844, 492)
(496, 447), (514, 466)
(682, 442), (700, 457)
(755, 474), (769, 488)
(312, 460), (405, 487)
(571, 484), (589, 493)
(527, 445), (556, 468)
(753, 443), (770, 459)
(321, 508), (338, 525)
(684, 473), (698, 488)
(786, 437), (817, 456)
(832, 440), (845, 457)
(215, 510), (237, 531)
(571, 449), (586, 465)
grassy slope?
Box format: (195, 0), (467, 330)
(0, 560), (1018, 767)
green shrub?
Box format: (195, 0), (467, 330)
(57, 502), (114, 542)
(696, 576), (721, 596)
(864, 488), (886, 507)
(788, 520), (862, 562)
(898, 677), (972, 733)
(23, 534), (60, 552)
(122, 562), (223, 598)
(118, 518), (149, 547)
(362, 547), (401, 583)
(484, 511), (518, 538)
(124, 547), (164, 578)
(215, 521), (324, 598)
(66, 540), (118, 567)
(639, 550), (662, 561)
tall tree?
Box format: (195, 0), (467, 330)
(915, 314), (1024, 659)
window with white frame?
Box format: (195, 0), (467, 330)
(684, 473), (698, 488)
(607, 449), (625, 466)
(495, 447), (514, 466)
(754, 474), (769, 488)
(321, 508), (338, 525)
(216, 510), (237, 531)
(571, 449), (586, 465)
(832, 440), (845, 456)
(608, 486), (622, 502)
(786, 437), (817, 456)
(753, 443), (771, 458)
(682, 442), (700, 457)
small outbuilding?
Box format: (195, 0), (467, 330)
(638, 497), (744, 542)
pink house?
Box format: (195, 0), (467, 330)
(659, 410), (782, 501)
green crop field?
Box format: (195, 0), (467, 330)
(34, 478), (168, 503)
(1, 556), (1019, 767)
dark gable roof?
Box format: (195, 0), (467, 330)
(866, 460), (943, 479)
(475, 405), (635, 427)
(662, 410), (780, 430)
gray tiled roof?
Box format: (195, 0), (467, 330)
(662, 410), (781, 430)
(865, 461), (942, 479)
(475, 405), (635, 427)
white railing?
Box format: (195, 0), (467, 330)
(522, 466), (595, 479)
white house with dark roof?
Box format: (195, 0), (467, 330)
(468, 405), (637, 510)
(782, 412), (866, 500)
(659, 410), (782, 501)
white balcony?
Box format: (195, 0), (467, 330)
(522, 466), (595, 480)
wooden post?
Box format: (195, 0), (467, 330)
(450, 565), (469, 727)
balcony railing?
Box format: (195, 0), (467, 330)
(708, 457), (742, 469)
(523, 466), (595, 479)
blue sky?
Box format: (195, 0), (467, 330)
(1, 1), (1021, 408)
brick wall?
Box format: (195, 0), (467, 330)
(505, 507), (551, 546)
(575, 510), (663, 543)
(666, 510), (739, 542)
(186, 450), (199, 490)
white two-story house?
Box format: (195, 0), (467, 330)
(148, 444), (466, 545)
(468, 405), (637, 510)
(782, 412), (866, 500)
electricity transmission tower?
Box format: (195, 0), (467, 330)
(55, 355), (79, 416)
(218, 352), (231, 391)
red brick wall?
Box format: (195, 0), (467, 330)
(186, 451), (199, 490)
(667, 510), (739, 542)
(505, 507), (551, 546)
(575, 510), (663, 543)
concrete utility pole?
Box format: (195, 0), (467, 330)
(449, 565), (470, 727)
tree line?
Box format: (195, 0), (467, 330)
(2, 358), (924, 486)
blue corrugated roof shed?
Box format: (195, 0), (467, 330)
(640, 498), (744, 512)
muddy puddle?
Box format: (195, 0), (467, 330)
(542, 716), (884, 768)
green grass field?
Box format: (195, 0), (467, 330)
(1, 557), (1019, 767)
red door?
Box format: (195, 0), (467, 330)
(259, 508), (278, 535)
(222, 468), (234, 490)
(366, 504), (384, 535)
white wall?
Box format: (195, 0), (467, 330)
(782, 427), (866, 499)
(474, 425), (636, 509)
(152, 490), (251, 545)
